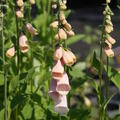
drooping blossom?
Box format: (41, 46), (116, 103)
(26, 23), (38, 35)
(19, 34), (29, 53)
(52, 60), (64, 80)
(48, 79), (61, 101)
(54, 95), (69, 115)
(6, 46), (15, 58)
(56, 73), (70, 95)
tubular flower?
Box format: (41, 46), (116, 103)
(104, 47), (114, 57)
(56, 73), (70, 95)
(62, 49), (76, 66)
(54, 95), (69, 115)
(19, 34), (29, 53)
(52, 60), (64, 80)
(17, 0), (24, 7)
(6, 46), (15, 58)
(54, 46), (63, 61)
(26, 23), (38, 35)
(49, 79), (62, 101)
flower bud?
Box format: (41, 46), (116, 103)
(50, 21), (58, 29)
(84, 97), (91, 107)
(106, 19), (113, 26)
(59, 12), (65, 22)
(105, 40), (112, 49)
(52, 60), (64, 80)
(63, 22), (72, 31)
(26, 23), (38, 35)
(106, 35), (116, 45)
(66, 30), (75, 36)
(60, 3), (67, 10)
(105, 25), (113, 33)
(19, 34), (29, 53)
(55, 29), (67, 41)
(29, 0), (35, 5)
(62, 49), (76, 66)
(106, 0), (111, 3)
(17, 0), (24, 7)
(56, 73), (70, 95)
(54, 95), (69, 115)
(16, 10), (24, 18)
(104, 47), (114, 57)
(6, 47), (15, 58)
(54, 46), (63, 61)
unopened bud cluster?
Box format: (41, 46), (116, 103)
(103, 2), (116, 58)
(49, 0), (76, 115)
(16, 0), (24, 18)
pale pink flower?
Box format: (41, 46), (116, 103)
(26, 23), (38, 35)
(54, 95), (69, 115)
(6, 46), (15, 58)
(48, 79), (61, 101)
(56, 73), (70, 95)
(19, 34), (29, 53)
(52, 60), (64, 80)
(54, 47), (63, 61)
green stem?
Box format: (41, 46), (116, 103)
(106, 57), (109, 99)
(28, 4), (33, 93)
(1, 4), (8, 120)
(99, 20), (105, 120)
(15, 3), (20, 120)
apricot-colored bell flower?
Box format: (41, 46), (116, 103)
(26, 23), (38, 35)
(56, 73), (70, 95)
(48, 79), (61, 101)
(54, 95), (69, 115)
(54, 47), (63, 61)
(19, 34), (29, 53)
(62, 49), (76, 66)
(52, 60), (64, 80)
(104, 47), (114, 57)
(6, 46), (15, 58)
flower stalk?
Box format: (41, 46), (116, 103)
(0, 4), (8, 120)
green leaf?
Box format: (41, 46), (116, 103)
(21, 103), (33, 119)
(92, 52), (100, 72)
(0, 74), (4, 86)
(69, 62), (86, 78)
(104, 65), (120, 90)
(66, 34), (85, 45)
